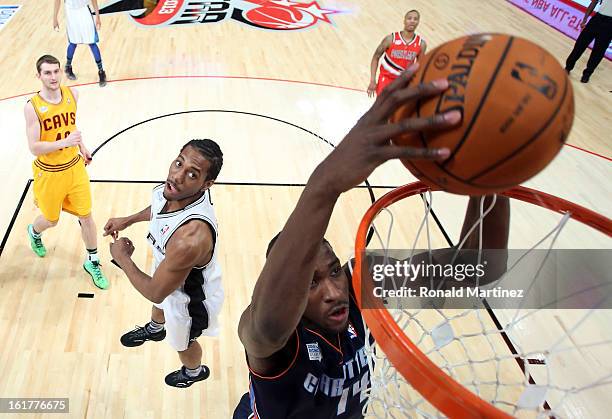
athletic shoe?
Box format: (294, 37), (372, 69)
(65, 65), (77, 80)
(165, 365), (210, 388)
(98, 70), (107, 87)
(120, 323), (166, 347)
(27, 224), (46, 257)
(83, 260), (109, 289)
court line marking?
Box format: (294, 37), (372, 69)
(0, 180), (392, 260)
(0, 74), (363, 102)
(2, 75), (608, 161)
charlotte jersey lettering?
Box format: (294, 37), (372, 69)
(29, 86), (79, 169)
(247, 267), (374, 418)
(99, 0), (340, 30)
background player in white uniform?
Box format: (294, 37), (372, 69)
(53, 0), (107, 86)
(104, 139), (224, 387)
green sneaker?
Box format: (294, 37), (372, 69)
(27, 224), (46, 257)
(83, 260), (109, 290)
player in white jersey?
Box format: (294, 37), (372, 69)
(104, 139), (224, 387)
(53, 0), (107, 86)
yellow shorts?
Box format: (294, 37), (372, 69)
(32, 156), (92, 222)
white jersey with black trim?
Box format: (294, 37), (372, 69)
(65, 0), (90, 9)
(147, 184), (223, 330)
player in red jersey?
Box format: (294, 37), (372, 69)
(367, 10), (427, 97)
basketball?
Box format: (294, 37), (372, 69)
(390, 33), (575, 195)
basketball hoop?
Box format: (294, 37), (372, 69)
(353, 181), (612, 418)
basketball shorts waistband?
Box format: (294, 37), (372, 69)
(34, 155), (81, 172)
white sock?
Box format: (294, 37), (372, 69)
(30, 225), (41, 238)
(185, 365), (202, 377)
(86, 248), (99, 263)
(146, 320), (165, 333)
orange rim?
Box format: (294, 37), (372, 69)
(353, 181), (612, 418)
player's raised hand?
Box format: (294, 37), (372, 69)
(313, 64), (461, 196)
(103, 217), (131, 239)
(109, 237), (135, 262)
(62, 130), (82, 147)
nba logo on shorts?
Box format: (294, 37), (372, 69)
(161, 225), (170, 235)
(306, 343), (322, 361)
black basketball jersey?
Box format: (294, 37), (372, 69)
(246, 267), (374, 418)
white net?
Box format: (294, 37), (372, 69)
(356, 184), (612, 418)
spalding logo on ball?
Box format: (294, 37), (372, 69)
(391, 33), (575, 195)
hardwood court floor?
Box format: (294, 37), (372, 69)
(1, 0), (610, 153)
(0, 182), (391, 419)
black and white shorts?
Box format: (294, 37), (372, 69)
(153, 288), (223, 351)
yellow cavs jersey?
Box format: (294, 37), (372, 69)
(30, 86), (79, 170)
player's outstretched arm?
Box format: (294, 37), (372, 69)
(91, 0), (101, 29)
(427, 195), (510, 285)
(53, 0), (61, 30)
(103, 206), (152, 239)
(110, 220), (213, 303)
(458, 195), (510, 282)
(460, 196), (510, 251)
(368, 35), (393, 97)
(239, 66), (461, 362)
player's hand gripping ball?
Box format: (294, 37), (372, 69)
(391, 33), (574, 195)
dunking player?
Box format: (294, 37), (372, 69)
(233, 66), (510, 418)
(53, 0), (107, 86)
(103, 140), (224, 387)
(367, 10), (427, 97)
(25, 54), (108, 289)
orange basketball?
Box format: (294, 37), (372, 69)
(391, 33), (574, 195)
